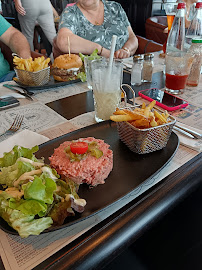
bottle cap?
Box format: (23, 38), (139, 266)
(144, 53), (154, 60)
(196, 2), (202, 8)
(177, 3), (186, 9)
(133, 54), (144, 62)
(192, 38), (202, 43)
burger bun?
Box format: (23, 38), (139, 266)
(52, 54), (82, 70)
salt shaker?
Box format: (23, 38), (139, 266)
(142, 53), (154, 82)
(131, 55), (144, 86)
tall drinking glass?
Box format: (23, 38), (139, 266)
(84, 58), (93, 90)
(91, 59), (123, 122)
(165, 51), (193, 94)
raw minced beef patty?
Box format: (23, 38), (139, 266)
(49, 137), (113, 186)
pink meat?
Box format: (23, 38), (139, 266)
(49, 137), (113, 186)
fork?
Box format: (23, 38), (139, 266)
(0, 115), (24, 137)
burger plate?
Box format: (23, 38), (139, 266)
(15, 75), (81, 91)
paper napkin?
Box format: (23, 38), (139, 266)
(0, 129), (49, 157)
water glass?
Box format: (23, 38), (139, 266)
(165, 51), (193, 94)
(91, 59), (123, 122)
(84, 58), (93, 90)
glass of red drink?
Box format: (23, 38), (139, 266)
(165, 51), (193, 94)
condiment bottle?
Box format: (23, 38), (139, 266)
(166, 2), (186, 53)
(142, 53), (154, 82)
(186, 38), (202, 87)
(185, 2), (202, 51)
(131, 55), (143, 86)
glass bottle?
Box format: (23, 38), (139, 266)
(131, 55), (143, 86)
(186, 38), (202, 87)
(142, 53), (154, 83)
(166, 2), (186, 53)
(185, 2), (202, 51)
(163, 2), (178, 53)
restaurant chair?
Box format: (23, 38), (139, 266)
(136, 35), (163, 54)
(145, 16), (168, 44)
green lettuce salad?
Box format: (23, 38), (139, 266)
(0, 145), (86, 238)
(77, 49), (101, 82)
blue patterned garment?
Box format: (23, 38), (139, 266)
(0, 15), (11, 79)
(59, 0), (130, 51)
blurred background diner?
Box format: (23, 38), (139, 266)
(0, 0), (169, 58)
(53, 0), (138, 59)
(2, 0), (198, 59)
(14, 0), (57, 57)
(0, 14), (31, 82)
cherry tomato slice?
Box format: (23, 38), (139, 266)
(70, 142), (88, 155)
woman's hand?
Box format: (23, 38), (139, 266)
(15, 0), (26, 16)
(114, 48), (130, 59)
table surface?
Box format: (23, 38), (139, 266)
(0, 56), (201, 270)
(37, 70), (202, 270)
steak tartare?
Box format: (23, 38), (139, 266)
(49, 137), (113, 186)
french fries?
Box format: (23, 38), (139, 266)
(110, 101), (170, 129)
(13, 56), (50, 72)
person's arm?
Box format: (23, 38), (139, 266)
(51, 4), (59, 17)
(114, 26), (138, 59)
(14, 0), (26, 16)
(1, 26), (31, 59)
(56, 27), (111, 58)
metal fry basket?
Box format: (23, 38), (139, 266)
(14, 67), (50, 86)
(116, 85), (176, 154)
(116, 116), (176, 154)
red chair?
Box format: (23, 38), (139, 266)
(136, 35), (163, 54)
(145, 16), (168, 45)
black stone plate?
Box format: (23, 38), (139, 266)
(15, 75), (81, 91)
(0, 121), (179, 235)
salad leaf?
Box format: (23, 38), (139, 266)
(77, 72), (86, 82)
(23, 175), (57, 204)
(0, 160), (35, 187)
(0, 197), (52, 238)
(66, 178), (80, 199)
(0, 145), (39, 168)
(48, 200), (74, 226)
(79, 48), (100, 62)
(0, 145), (86, 237)
(9, 198), (47, 217)
(78, 49), (100, 83)
(88, 48), (101, 60)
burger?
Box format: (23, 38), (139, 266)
(51, 54), (83, 82)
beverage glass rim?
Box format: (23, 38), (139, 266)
(166, 51), (192, 57)
(163, 3), (178, 14)
(91, 58), (123, 65)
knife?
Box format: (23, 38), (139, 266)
(6, 84), (34, 96)
(3, 84), (34, 101)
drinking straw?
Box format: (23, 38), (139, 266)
(104, 35), (117, 91)
(67, 36), (70, 56)
(109, 35), (117, 66)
